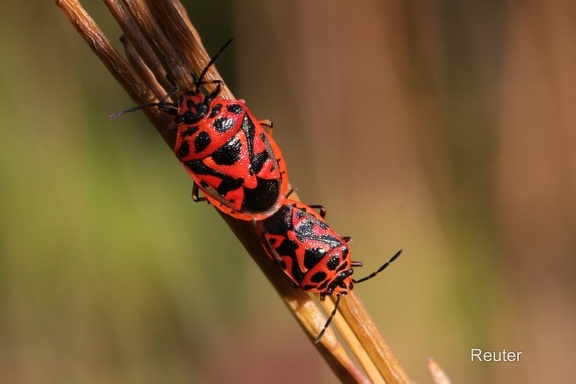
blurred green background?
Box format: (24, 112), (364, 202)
(1, 1), (575, 383)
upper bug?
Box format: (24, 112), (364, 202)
(111, 40), (290, 221)
(256, 199), (401, 343)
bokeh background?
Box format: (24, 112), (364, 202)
(1, 1), (575, 383)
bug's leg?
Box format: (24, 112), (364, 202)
(259, 236), (287, 270)
(284, 186), (297, 199)
(258, 119), (274, 135)
(306, 205), (350, 240)
(191, 183), (208, 203)
(258, 119), (273, 128)
(308, 205), (327, 218)
(162, 124), (177, 133)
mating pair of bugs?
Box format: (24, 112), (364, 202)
(113, 40), (401, 343)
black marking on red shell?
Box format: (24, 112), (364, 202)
(214, 116), (235, 132)
(178, 140), (190, 158)
(209, 103), (222, 118)
(241, 179), (280, 213)
(194, 131), (211, 153)
(227, 104), (244, 115)
(211, 137), (242, 165)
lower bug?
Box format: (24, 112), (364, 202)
(255, 199), (401, 343)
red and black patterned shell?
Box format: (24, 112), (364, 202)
(256, 199), (356, 298)
(174, 90), (289, 221)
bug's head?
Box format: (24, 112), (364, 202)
(321, 268), (355, 299)
(175, 39), (233, 124)
(310, 245), (355, 299)
(314, 251), (402, 344)
(108, 40), (233, 122)
(175, 90), (214, 124)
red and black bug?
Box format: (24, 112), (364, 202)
(111, 40), (290, 221)
(256, 199), (401, 343)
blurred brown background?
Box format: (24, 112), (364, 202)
(1, 1), (574, 383)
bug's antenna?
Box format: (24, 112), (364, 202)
(314, 249), (402, 343)
(195, 38), (234, 92)
(315, 295), (342, 344)
(108, 85), (180, 119)
(109, 39), (233, 120)
(353, 249), (402, 284)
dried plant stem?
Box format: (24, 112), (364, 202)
(428, 357), (452, 384)
(56, 1), (414, 382)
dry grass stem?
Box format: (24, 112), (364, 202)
(56, 0), (415, 382)
(428, 357), (452, 384)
